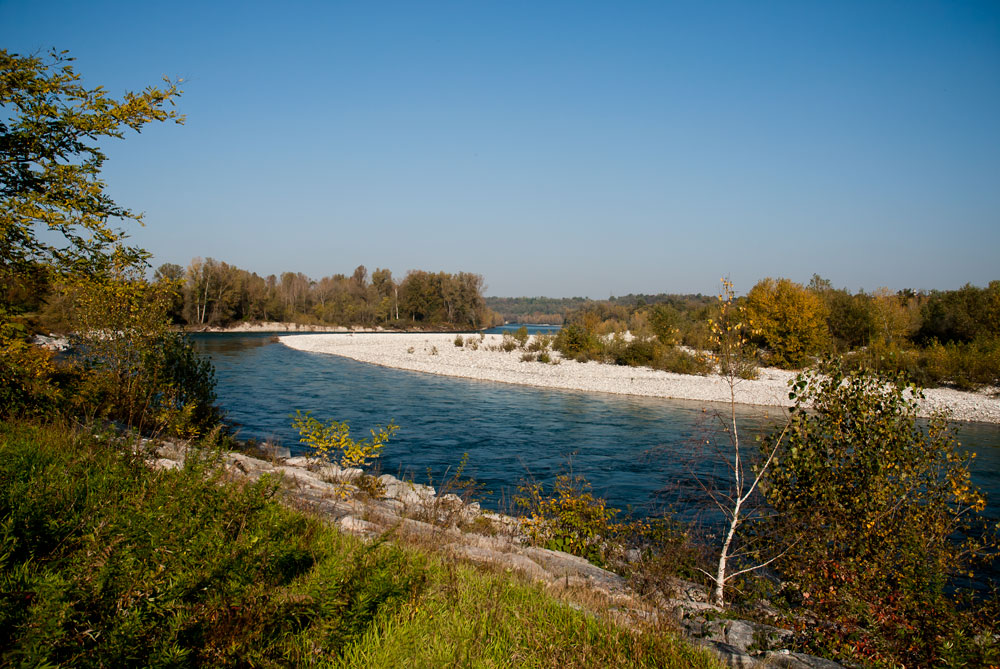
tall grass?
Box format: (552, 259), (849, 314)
(0, 420), (718, 667)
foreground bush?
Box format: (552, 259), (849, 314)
(761, 362), (998, 667)
(0, 420), (717, 668)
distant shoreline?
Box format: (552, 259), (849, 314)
(280, 332), (1000, 425)
(184, 321), (476, 334)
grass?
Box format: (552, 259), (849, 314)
(0, 419), (720, 668)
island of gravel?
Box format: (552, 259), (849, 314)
(281, 332), (1000, 424)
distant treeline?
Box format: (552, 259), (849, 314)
(541, 276), (1000, 390)
(485, 293), (712, 324)
(33, 259), (500, 331)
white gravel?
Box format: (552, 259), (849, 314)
(280, 333), (1000, 425)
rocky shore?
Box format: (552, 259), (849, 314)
(145, 438), (844, 668)
(281, 332), (1000, 424)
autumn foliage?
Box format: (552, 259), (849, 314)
(745, 277), (828, 369)
(761, 361), (994, 666)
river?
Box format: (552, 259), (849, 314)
(192, 332), (1000, 536)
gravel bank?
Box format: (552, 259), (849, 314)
(281, 333), (1000, 424)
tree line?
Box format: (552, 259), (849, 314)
(548, 276), (1000, 390)
(42, 259), (498, 331)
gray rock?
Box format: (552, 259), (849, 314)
(381, 478), (436, 507)
(317, 464), (362, 482)
(450, 544), (549, 582)
(668, 577), (710, 603)
(339, 516), (378, 536)
(724, 620), (757, 652)
(701, 640), (756, 669)
(521, 546), (628, 595)
(760, 650), (845, 668)
(752, 623), (795, 651)
(31, 334), (70, 351)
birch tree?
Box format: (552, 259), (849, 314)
(700, 278), (788, 607)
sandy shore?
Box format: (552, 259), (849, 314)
(280, 333), (1000, 425)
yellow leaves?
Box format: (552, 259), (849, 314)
(291, 410), (398, 469)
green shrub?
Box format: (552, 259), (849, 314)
(605, 335), (657, 367)
(843, 337), (1000, 391)
(651, 346), (712, 375)
(0, 420), (418, 666)
(761, 361), (997, 667)
(512, 325), (530, 348)
(0, 313), (62, 418)
(648, 304), (681, 345)
(554, 324), (600, 358)
(291, 410), (397, 469)
(527, 333), (553, 352)
(64, 272), (219, 436)
(520, 352), (536, 362)
(499, 335), (518, 352)
(454, 334), (464, 347)
(515, 474), (619, 567)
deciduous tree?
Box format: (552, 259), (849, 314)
(745, 277), (829, 368)
(1, 49), (183, 292)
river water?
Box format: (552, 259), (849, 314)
(192, 332), (1000, 536)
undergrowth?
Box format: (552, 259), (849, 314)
(0, 419), (718, 668)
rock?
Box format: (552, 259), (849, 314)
(317, 464), (362, 482)
(760, 650), (845, 668)
(284, 456), (312, 467)
(31, 334), (70, 351)
(521, 546), (628, 596)
(700, 640), (756, 668)
(667, 577), (709, 603)
(225, 452), (276, 479)
(272, 465), (331, 490)
(450, 544), (550, 582)
(752, 598), (783, 621)
(457, 501), (481, 524)
(373, 498), (405, 515)
(151, 458), (181, 471)
(723, 620), (756, 652)
(153, 440), (188, 463)
(379, 476), (436, 507)
(339, 516), (378, 536)
(752, 623), (795, 651)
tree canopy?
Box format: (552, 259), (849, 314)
(1, 48), (183, 296)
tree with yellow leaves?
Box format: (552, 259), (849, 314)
(745, 277), (829, 368)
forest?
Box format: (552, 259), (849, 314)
(22, 258), (501, 332)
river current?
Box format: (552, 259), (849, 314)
(192, 331), (1000, 537)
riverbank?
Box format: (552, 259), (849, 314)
(188, 320), (488, 334)
(191, 321), (379, 333)
(281, 332), (1000, 424)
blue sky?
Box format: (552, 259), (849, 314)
(3, 1), (998, 297)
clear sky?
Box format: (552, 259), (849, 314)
(3, 1), (998, 297)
